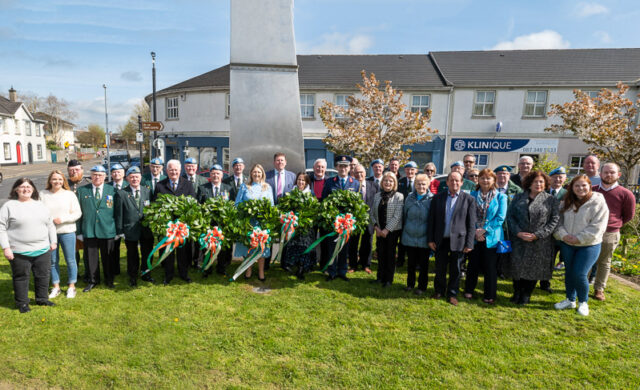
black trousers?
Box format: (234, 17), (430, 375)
(396, 234), (406, 266)
(125, 237), (154, 281)
(163, 245), (190, 281)
(84, 237), (114, 285)
(434, 238), (464, 297)
(10, 252), (51, 306)
(348, 230), (373, 269)
(214, 248), (232, 275)
(111, 237), (121, 275)
(406, 246), (430, 289)
(514, 279), (537, 296)
(464, 241), (498, 300)
(376, 230), (400, 284)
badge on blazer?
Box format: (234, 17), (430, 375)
(222, 191), (229, 201)
(106, 195), (113, 208)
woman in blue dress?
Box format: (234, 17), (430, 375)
(234, 163), (274, 281)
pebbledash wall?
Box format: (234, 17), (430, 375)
(146, 49), (640, 176)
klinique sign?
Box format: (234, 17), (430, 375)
(451, 138), (558, 153)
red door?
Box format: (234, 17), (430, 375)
(16, 142), (22, 164)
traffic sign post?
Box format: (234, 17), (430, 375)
(138, 115), (144, 169)
(142, 121), (164, 131)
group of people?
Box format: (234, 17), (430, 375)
(0, 152), (634, 317)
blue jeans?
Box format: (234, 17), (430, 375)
(51, 232), (78, 285)
(560, 242), (601, 303)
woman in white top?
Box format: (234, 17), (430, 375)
(40, 170), (82, 299)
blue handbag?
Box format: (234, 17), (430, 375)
(496, 240), (512, 254)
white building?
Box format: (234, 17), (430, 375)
(0, 88), (48, 165)
(33, 112), (78, 151)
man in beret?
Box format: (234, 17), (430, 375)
(114, 166), (155, 286)
(76, 165), (118, 292)
(367, 159), (384, 187)
(183, 157), (208, 193)
(438, 161), (475, 194)
(107, 163), (128, 276)
(222, 157), (248, 201)
(142, 158), (167, 193)
(548, 167), (568, 199)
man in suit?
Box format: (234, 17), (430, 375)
(265, 152), (296, 204)
(197, 164), (233, 277)
(437, 161), (476, 194)
(309, 158), (327, 200)
(510, 155), (534, 188)
(107, 163), (127, 276)
(182, 156), (208, 268)
(142, 158), (167, 193)
(115, 166), (155, 287)
(548, 167), (568, 200)
(76, 165), (118, 292)
(367, 159), (384, 187)
(396, 161), (419, 267)
(348, 164), (378, 274)
(427, 172), (477, 306)
(222, 157), (248, 201)
(322, 155), (360, 281)
(153, 159), (197, 285)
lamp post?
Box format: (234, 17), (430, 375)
(151, 51), (157, 159)
(103, 84), (110, 173)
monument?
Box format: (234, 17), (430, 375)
(229, 0), (306, 172)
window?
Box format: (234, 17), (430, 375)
(37, 144), (42, 159)
(300, 94), (315, 119)
(3, 143), (10, 160)
(166, 97), (179, 120)
(25, 120), (32, 136)
(225, 93), (230, 118)
(411, 95), (431, 115)
(223, 147), (230, 172)
(15, 119), (21, 134)
(473, 153), (489, 168)
(583, 90), (600, 99)
(473, 91), (495, 116)
(569, 155), (587, 175)
(36, 124), (41, 136)
(335, 94), (351, 118)
(523, 90), (547, 117)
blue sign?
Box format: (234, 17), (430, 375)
(451, 138), (529, 152)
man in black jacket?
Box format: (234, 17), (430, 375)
(427, 172), (476, 306)
(153, 159), (197, 285)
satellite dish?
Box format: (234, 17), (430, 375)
(496, 122), (503, 133)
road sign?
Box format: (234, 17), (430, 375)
(142, 121), (164, 131)
(136, 132), (144, 142)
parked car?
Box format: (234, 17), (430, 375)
(103, 151), (131, 170)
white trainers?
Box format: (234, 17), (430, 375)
(577, 302), (589, 316)
(554, 299), (576, 310)
(48, 287), (61, 299)
(66, 287), (76, 299)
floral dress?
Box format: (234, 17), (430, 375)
(233, 182), (274, 258)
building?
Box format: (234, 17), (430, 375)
(33, 112), (78, 151)
(0, 88), (48, 165)
(146, 48), (640, 173)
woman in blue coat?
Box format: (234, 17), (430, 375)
(463, 169), (507, 304)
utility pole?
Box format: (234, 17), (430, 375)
(151, 51), (157, 159)
(138, 115), (144, 171)
(103, 84), (110, 173)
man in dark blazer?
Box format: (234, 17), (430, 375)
(197, 164), (233, 276)
(367, 159), (384, 188)
(348, 164), (378, 273)
(115, 166), (154, 287)
(427, 172), (477, 306)
(265, 152), (296, 204)
(222, 157), (248, 201)
(182, 157), (208, 269)
(396, 161), (419, 268)
(107, 163), (128, 277)
(76, 165), (118, 292)
(142, 157), (167, 193)
(153, 159), (197, 285)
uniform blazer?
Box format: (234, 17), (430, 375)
(197, 182), (232, 204)
(358, 179), (378, 234)
(115, 186), (153, 241)
(68, 176), (91, 194)
(549, 187), (567, 200)
(76, 184), (117, 239)
(153, 177), (196, 201)
(470, 190), (508, 249)
(321, 175), (360, 200)
(222, 174), (248, 201)
(108, 180), (129, 191)
(397, 177), (415, 198)
(142, 173), (167, 193)
(427, 190), (477, 252)
(371, 191), (404, 232)
(182, 174), (208, 193)
(265, 169), (296, 203)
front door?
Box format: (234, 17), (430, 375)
(16, 142), (22, 164)
(27, 143), (33, 164)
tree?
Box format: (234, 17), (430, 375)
(533, 152), (565, 174)
(118, 100), (151, 155)
(77, 124), (106, 149)
(318, 70), (437, 166)
(41, 94), (77, 146)
(546, 82), (640, 182)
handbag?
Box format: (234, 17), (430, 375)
(496, 240), (512, 254)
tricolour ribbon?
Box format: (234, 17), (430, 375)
(199, 227), (225, 272)
(142, 220), (190, 275)
(271, 211), (299, 264)
(230, 227), (271, 281)
(303, 213), (357, 271)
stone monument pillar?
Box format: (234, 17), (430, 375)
(229, 0), (306, 173)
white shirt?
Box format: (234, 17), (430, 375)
(599, 182), (619, 192)
(112, 180), (125, 190)
(92, 184), (104, 197)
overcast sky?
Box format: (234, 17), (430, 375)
(1, 0), (637, 131)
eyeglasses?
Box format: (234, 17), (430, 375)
(464, 161), (474, 164)
(469, 174), (478, 178)
(425, 169), (435, 173)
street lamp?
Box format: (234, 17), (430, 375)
(151, 51), (157, 159)
(103, 84), (110, 173)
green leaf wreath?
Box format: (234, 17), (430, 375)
(142, 194), (205, 239)
(275, 188), (320, 235)
(235, 198), (280, 246)
(200, 197), (239, 250)
(317, 190), (370, 234)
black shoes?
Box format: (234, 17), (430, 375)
(182, 277), (193, 284)
(36, 300), (55, 307)
(141, 275), (155, 283)
(129, 279), (137, 287)
(83, 283), (97, 292)
(163, 279), (171, 286)
(381, 282), (391, 288)
(18, 304), (31, 313)
(517, 295), (531, 305)
(337, 275), (349, 282)
(369, 279), (381, 284)
(106, 281), (115, 289)
(326, 275), (336, 281)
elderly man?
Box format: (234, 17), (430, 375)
(309, 158), (327, 200)
(367, 159), (384, 187)
(76, 165), (118, 292)
(142, 158), (166, 193)
(427, 172), (477, 306)
(583, 155), (601, 186)
(153, 159), (197, 285)
(348, 164), (378, 274)
(222, 157), (247, 201)
(183, 157), (208, 193)
(437, 161), (475, 194)
(548, 167), (568, 199)
(510, 156), (534, 188)
(266, 152), (296, 204)
(114, 166), (154, 287)
(462, 154), (476, 179)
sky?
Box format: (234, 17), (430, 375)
(1, 0), (638, 131)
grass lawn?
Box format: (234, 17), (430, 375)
(1, 246), (639, 389)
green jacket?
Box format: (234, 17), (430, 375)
(142, 173), (167, 192)
(437, 178), (476, 194)
(222, 174), (249, 201)
(76, 184), (117, 239)
(182, 174), (208, 193)
(115, 186), (153, 241)
(549, 187), (567, 200)
(107, 180), (128, 191)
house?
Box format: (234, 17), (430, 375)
(0, 88), (48, 165)
(33, 112), (77, 151)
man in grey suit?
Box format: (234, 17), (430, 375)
(348, 164), (378, 273)
(265, 152), (296, 204)
(427, 172), (476, 306)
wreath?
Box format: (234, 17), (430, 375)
(317, 190), (370, 235)
(235, 198), (280, 246)
(275, 188), (320, 235)
(200, 197), (238, 250)
(142, 194), (204, 239)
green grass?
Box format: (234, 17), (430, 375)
(1, 247), (639, 389)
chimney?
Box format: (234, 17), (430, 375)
(9, 87), (17, 102)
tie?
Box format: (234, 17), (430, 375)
(409, 180), (413, 192)
(277, 172), (283, 197)
(153, 178), (157, 191)
(551, 189), (556, 196)
(115, 183), (120, 190)
(214, 186), (219, 197)
(236, 178), (240, 188)
(360, 183), (365, 199)
(341, 178), (346, 189)
(135, 189), (140, 199)
(172, 182), (177, 192)
(95, 187), (101, 205)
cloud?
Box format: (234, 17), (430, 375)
(121, 71), (142, 82)
(576, 2), (609, 17)
(594, 30), (612, 43)
(491, 30), (570, 50)
(72, 96), (138, 129)
(297, 32), (373, 54)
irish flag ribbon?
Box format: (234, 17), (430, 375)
(303, 213), (356, 272)
(199, 227), (225, 272)
(230, 227), (271, 281)
(271, 211), (299, 264)
(142, 220), (190, 275)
